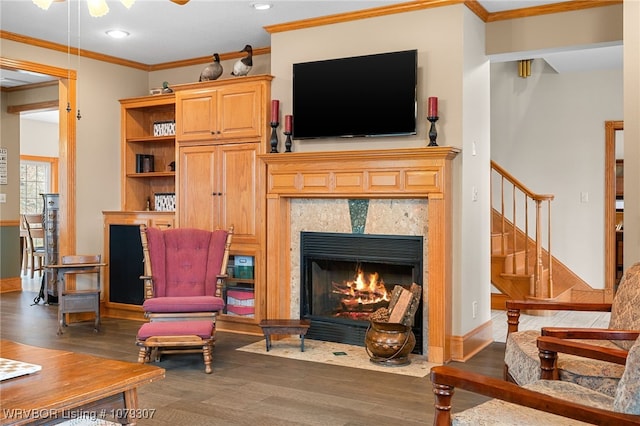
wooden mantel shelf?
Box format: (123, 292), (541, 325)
(260, 146), (460, 198)
(261, 146), (460, 363)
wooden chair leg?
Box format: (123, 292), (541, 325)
(432, 382), (454, 426)
(29, 254), (35, 279)
(203, 343), (213, 374)
(137, 346), (149, 364)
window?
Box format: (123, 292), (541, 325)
(19, 156), (58, 214)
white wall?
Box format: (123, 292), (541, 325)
(20, 118), (59, 157)
(491, 60), (623, 287)
(457, 9), (491, 334)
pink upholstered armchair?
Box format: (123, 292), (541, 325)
(139, 225), (233, 328)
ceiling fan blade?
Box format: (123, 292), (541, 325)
(170, 0), (190, 4)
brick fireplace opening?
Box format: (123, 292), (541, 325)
(300, 231), (423, 353)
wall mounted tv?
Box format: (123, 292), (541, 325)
(292, 49), (417, 140)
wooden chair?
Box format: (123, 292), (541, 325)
(53, 254), (103, 335)
(22, 214), (45, 278)
(504, 261), (640, 397)
(139, 224), (233, 345)
(431, 335), (640, 425)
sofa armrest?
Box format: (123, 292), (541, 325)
(542, 327), (640, 341)
(430, 365), (638, 426)
(506, 300), (612, 334)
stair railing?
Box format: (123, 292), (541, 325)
(491, 161), (555, 299)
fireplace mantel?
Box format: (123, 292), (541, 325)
(260, 146), (460, 363)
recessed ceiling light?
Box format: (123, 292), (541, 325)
(252, 3), (272, 10)
(106, 29), (130, 39)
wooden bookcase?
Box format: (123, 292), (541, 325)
(120, 94), (176, 212)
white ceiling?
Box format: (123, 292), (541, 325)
(2, 0), (622, 122)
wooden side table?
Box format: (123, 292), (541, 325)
(259, 319), (311, 352)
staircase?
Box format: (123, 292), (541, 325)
(491, 162), (599, 309)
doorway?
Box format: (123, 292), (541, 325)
(0, 57), (77, 260)
(605, 120), (623, 293)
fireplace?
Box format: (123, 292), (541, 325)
(300, 231), (423, 354)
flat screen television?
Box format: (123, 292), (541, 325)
(292, 49), (417, 139)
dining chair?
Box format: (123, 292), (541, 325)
(22, 214), (45, 279)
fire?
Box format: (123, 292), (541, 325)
(332, 267), (390, 318)
(352, 270), (389, 303)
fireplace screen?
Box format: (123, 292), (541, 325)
(301, 232), (423, 353)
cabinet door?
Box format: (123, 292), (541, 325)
(178, 145), (218, 230)
(218, 143), (260, 244)
(218, 82), (264, 140)
(176, 90), (218, 141)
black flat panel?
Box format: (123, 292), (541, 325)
(109, 225), (144, 305)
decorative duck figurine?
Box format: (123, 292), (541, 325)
(231, 44), (253, 77)
(161, 81), (173, 93)
(199, 53), (223, 82)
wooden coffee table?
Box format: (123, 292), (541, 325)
(259, 319), (311, 352)
(0, 340), (164, 425)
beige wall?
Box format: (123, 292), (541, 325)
(623, 0), (640, 269)
(486, 4), (623, 58)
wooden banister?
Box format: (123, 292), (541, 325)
(491, 161), (555, 299)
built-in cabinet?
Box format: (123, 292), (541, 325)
(176, 81), (264, 142)
(104, 76), (271, 333)
(175, 75), (271, 333)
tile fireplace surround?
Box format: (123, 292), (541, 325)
(260, 147), (460, 364)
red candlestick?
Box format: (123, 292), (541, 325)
(428, 97), (438, 117)
(285, 115), (293, 133)
(271, 100), (279, 123)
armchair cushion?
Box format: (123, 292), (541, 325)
(451, 380), (614, 425)
(147, 227), (228, 298)
(143, 296), (225, 313)
(614, 334), (640, 414)
(609, 262), (640, 350)
(506, 329), (624, 397)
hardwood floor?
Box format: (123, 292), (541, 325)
(1, 290), (502, 425)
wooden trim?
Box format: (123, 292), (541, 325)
(0, 277), (22, 293)
(7, 100), (58, 114)
(148, 47), (271, 72)
(1, 57), (76, 257)
(450, 319), (493, 361)
(20, 155), (59, 192)
(1, 30), (150, 71)
(265, 0), (462, 34)
(261, 147), (460, 364)
(1, 80), (58, 93)
(484, 0), (621, 22)
(605, 120), (623, 292)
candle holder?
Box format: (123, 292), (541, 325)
(284, 130), (292, 153)
(270, 122), (279, 153)
(427, 116), (439, 147)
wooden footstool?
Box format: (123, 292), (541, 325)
(259, 319), (311, 352)
(136, 320), (215, 373)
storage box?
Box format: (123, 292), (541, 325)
(225, 305), (255, 317)
(234, 256), (254, 279)
(154, 193), (175, 212)
(153, 120), (176, 137)
(227, 289), (255, 307)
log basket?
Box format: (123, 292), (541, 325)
(364, 320), (416, 366)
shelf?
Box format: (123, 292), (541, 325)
(227, 278), (255, 285)
(127, 135), (175, 144)
(127, 172), (175, 178)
